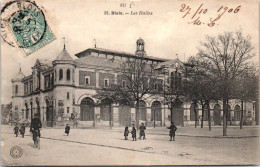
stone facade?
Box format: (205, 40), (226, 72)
(11, 39), (257, 127)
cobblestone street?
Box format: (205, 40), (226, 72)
(1, 125), (259, 165)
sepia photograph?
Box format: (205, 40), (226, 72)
(1, 0), (259, 166)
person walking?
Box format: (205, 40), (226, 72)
(30, 113), (42, 149)
(124, 125), (129, 140)
(139, 123), (146, 140)
(65, 124), (70, 136)
(19, 123), (25, 138)
(168, 122), (177, 141)
(13, 124), (19, 137)
(131, 124), (136, 141)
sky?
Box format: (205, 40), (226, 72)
(1, 0), (259, 104)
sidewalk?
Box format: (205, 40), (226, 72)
(16, 124), (260, 138)
(106, 126), (260, 138)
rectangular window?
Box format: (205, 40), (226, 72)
(104, 77), (109, 87)
(73, 99), (75, 105)
(67, 92), (70, 100)
(85, 76), (90, 85)
(122, 80), (126, 88)
(67, 107), (70, 113)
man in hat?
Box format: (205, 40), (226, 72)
(168, 122), (177, 141)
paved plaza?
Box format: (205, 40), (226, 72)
(1, 125), (259, 166)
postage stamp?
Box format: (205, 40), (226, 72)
(1, 0), (55, 56)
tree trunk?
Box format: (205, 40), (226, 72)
(207, 101), (211, 131)
(170, 101), (173, 124)
(136, 99), (139, 131)
(109, 103), (112, 129)
(223, 98), (228, 136)
(194, 101), (197, 128)
(226, 99), (229, 128)
(201, 103), (204, 128)
(240, 99), (244, 129)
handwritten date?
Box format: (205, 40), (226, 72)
(180, 3), (241, 27)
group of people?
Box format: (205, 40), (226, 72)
(124, 123), (146, 141)
(13, 114), (177, 150)
(124, 122), (177, 141)
(13, 114), (71, 150)
(13, 113), (42, 149)
(13, 123), (25, 138)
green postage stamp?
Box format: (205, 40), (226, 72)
(2, 0), (55, 56)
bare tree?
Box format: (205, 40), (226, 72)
(197, 31), (255, 136)
(232, 66), (258, 129)
(183, 57), (218, 130)
(95, 55), (158, 128)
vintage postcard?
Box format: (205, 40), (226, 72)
(1, 0), (259, 166)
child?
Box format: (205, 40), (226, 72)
(65, 124), (70, 136)
(19, 124), (25, 138)
(139, 123), (146, 140)
(13, 124), (19, 137)
(168, 122), (177, 141)
(131, 124), (136, 141)
(124, 125), (129, 140)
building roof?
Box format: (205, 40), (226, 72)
(13, 69), (25, 80)
(75, 55), (122, 69)
(37, 59), (52, 67)
(55, 48), (73, 61)
(156, 58), (186, 69)
(75, 48), (168, 62)
(137, 38), (145, 44)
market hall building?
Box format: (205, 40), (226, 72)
(11, 39), (257, 127)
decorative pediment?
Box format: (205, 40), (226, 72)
(157, 58), (185, 71)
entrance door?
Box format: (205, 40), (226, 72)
(139, 101), (147, 121)
(151, 101), (162, 121)
(213, 104), (221, 125)
(119, 104), (131, 126)
(80, 98), (94, 121)
(172, 101), (183, 126)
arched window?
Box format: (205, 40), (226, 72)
(67, 69), (70, 80)
(15, 85), (18, 95)
(59, 69), (63, 80)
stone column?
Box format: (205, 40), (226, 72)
(165, 108), (171, 127)
(146, 107), (152, 122)
(113, 104), (119, 126)
(96, 71), (99, 88)
(131, 107), (135, 123)
(94, 106), (100, 127)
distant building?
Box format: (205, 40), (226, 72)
(11, 38), (257, 127)
(1, 102), (12, 124)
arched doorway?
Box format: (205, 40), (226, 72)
(80, 97), (94, 121)
(227, 105), (231, 125)
(25, 103), (29, 119)
(46, 99), (53, 126)
(100, 99), (112, 121)
(30, 102), (33, 121)
(172, 100), (184, 126)
(190, 103), (199, 121)
(36, 100), (40, 118)
(151, 101), (162, 122)
(234, 105), (241, 121)
(119, 100), (131, 126)
(202, 104), (208, 121)
(213, 104), (221, 125)
(139, 100), (147, 121)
